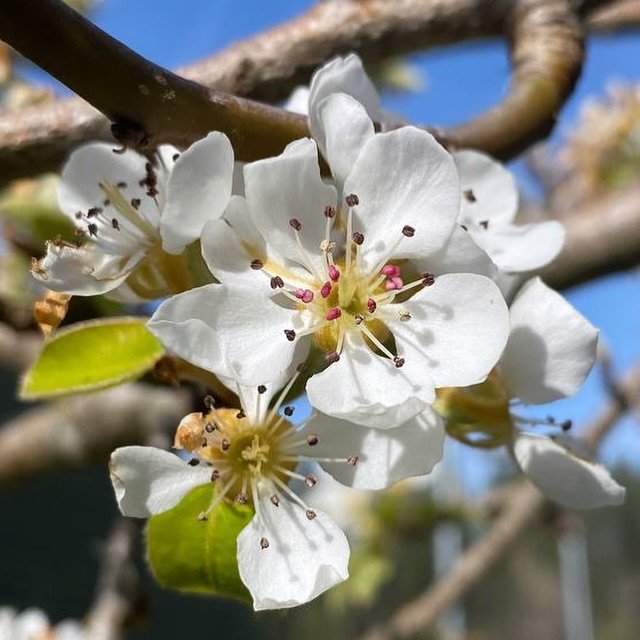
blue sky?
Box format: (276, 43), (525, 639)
(22, 0), (640, 486)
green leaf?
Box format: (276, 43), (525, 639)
(147, 484), (253, 602)
(20, 317), (164, 399)
(0, 199), (76, 245)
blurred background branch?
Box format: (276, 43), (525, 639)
(360, 364), (640, 640)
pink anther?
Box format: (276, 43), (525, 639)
(325, 307), (342, 321)
(301, 289), (314, 303)
(381, 264), (400, 277)
(320, 281), (332, 299)
(328, 265), (340, 282)
(385, 276), (404, 291)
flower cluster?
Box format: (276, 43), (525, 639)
(36, 53), (625, 610)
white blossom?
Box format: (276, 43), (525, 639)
(149, 99), (509, 429)
(32, 133), (234, 298)
(110, 368), (444, 610)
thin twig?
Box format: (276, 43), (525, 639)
(360, 365), (640, 640)
(85, 520), (139, 640)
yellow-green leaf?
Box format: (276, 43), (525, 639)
(20, 317), (164, 399)
(147, 484), (253, 602)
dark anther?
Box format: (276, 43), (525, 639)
(103, 199), (111, 207)
(260, 537), (270, 549)
(75, 211), (83, 219)
(479, 220), (489, 230)
(235, 494), (248, 504)
(306, 434), (319, 446)
(304, 474), (317, 488)
(347, 455), (359, 466)
(270, 276), (284, 289)
(345, 193), (359, 207)
(289, 218), (302, 231)
(422, 273), (436, 286)
(305, 510), (317, 521)
(111, 218), (120, 230)
(221, 439), (230, 451)
(110, 119), (149, 152)
(257, 385), (267, 394)
(354, 314), (365, 325)
(116, 181), (127, 189)
(284, 406), (295, 417)
(250, 259), (264, 270)
(204, 395), (215, 410)
(172, 153), (180, 162)
(284, 329), (296, 342)
(325, 351), (340, 364)
(460, 224), (468, 231)
(394, 356), (405, 368)
(130, 198), (141, 210)
(188, 458), (200, 466)
(367, 299), (377, 314)
(352, 231), (364, 245)
(210, 469), (220, 482)
(324, 206), (336, 218)
(205, 422), (216, 433)
(402, 225), (415, 237)
(463, 189), (477, 203)
(88, 223), (98, 237)
(236, 410), (246, 419)
(561, 419), (572, 431)
(270, 495), (280, 507)
(87, 207), (102, 218)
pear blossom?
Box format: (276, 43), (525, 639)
(109, 368), (445, 610)
(439, 277), (625, 509)
(300, 52), (564, 274)
(32, 133), (234, 298)
(0, 607), (87, 640)
(149, 100), (510, 429)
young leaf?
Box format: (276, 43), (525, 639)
(147, 484), (253, 602)
(20, 317), (164, 399)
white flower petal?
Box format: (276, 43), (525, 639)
(244, 138), (337, 272)
(160, 132), (234, 254)
(284, 86), (310, 115)
(306, 407), (444, 489)
(471, 220), (565, 273)
(13, 609), (49, 639)
(109, 446), (211, 517)
(416, 224), (497, 278)
(308, 53), (382, 155)
(237, 497), (349, 610)
(306, 333), (435, 429)
(59, 142), (160, 229)
(501, 277), (598, 404)
(344, 127), (459, 271)
(148, 284), (306, 385)
(389, 273), (509, 388)
(512, 433), (625, 509)
(454, 149), (518, 226)
(32, 241), (137, 296)
(317, 93), (375, 185)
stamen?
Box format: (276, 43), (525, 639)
(260, 537), (270, 549)
(352, 231), (364, 245)
(324, 206), (336, 218)
(402, 225), (415, 237)
(367, 298), (377, 314)
(345, 193), (359, 207)
(320, 282), (332, 299)
(328, 265), (340, 282)
(250, 259), (263, 270)
(326, 307), (342, 321)
(360, 324), (397, 361)
(289, 218), (302, 231)
(270, 276), (284, 289)
(197, 476), (236, 520)
(284, 329), (296, 342)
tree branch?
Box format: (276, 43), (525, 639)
(0, 0), (623, 186)
(540, 184), (640, 290)
(359, 364), (640, 640)
(0, 383), (190, 488)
